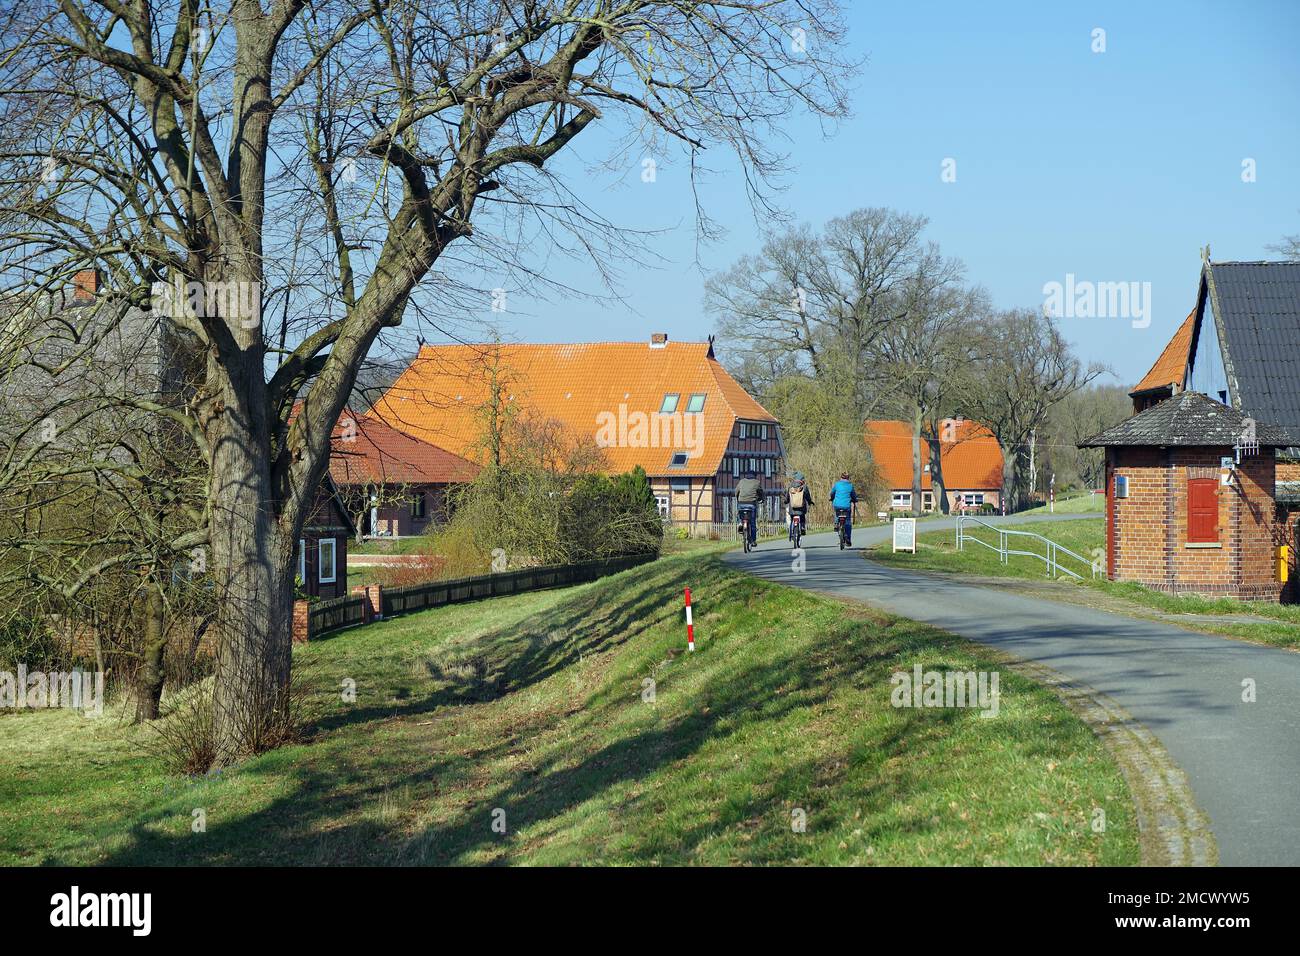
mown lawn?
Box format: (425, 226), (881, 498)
(1018, 493), (1107, 516)
(869, 517), (1300, 648)
(0, 550), (1138, 866)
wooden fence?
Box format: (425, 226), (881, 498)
(305, 551), (658, 640)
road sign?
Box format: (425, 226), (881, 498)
(893, 517), (916, 553)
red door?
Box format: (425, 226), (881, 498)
(1187, 478), (1219, 544)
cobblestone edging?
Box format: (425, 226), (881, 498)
(1004, 656), (1217, 867)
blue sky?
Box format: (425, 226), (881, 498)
(456, 0), (1300, 388)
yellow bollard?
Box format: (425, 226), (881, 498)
(1278, 545), (1290, 584)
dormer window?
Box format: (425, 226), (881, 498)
(660, 393), (679, 413)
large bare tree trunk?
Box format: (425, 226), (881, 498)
(135, 583), (167, 722)
(910, 411), (924, 517)
(208, 422), (296, 762)
(204, 250), (299, 762)
(928, 436), (949, 514)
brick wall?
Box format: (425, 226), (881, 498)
(1111, 445), (1282, 600)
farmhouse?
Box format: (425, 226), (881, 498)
(865, 419), (1004, 513)
(1082, 254), (1300, 601)
(370, 334), (785, 530)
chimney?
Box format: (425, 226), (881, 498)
(650, 332), (668, 349)
(72, 268), (100, 302)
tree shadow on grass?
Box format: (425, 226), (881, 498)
(303, 557), (729, 736)
(88, 557), (1092, 866)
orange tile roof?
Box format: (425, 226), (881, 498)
(328, 412), (479, 487)
(864, 419), (1004, 491)
(370, 341), (777, 477)
(1132, 308), (1196, 395)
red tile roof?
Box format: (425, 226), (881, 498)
(328, 411), (479, 487)
(1132, 308), (1196, 395)
(369, 340), (777, 477)
(864, 419), (1004, 491)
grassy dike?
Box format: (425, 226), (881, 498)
(0, 548), (1138, 866)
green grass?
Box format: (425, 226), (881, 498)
(1018, 492), (1107, 516)
(869, 517), (1300, 647)
(0, 550), (1139, 866)
(350, 535), (436, 556)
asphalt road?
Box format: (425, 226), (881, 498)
(724, 513), (1300, 866)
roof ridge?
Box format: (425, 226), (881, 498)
(1210, 259), (1300, 266)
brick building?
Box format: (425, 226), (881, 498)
(1080, 391), (1296, 601)
(327, 410), (479, 537)
(1115, 254), (1300, 600)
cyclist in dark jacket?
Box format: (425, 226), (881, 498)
(735, 470), (762, 547)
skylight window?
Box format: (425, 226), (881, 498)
(686, 393), (706, 413)
(660, 393), (679, 413)
(668, 451), (689, 468)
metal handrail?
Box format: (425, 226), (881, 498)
(955, 515), (1097, 580)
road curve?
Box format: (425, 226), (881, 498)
(723, 514), (1300, 866)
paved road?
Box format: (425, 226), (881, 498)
(724, 514), (1300, 866)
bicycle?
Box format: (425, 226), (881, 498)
(738, 509), (753, 553)
(789, 512), (803, 549)
(834, 508), (851, 550)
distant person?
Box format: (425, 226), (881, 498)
(828, 472), (858, 547)
(735, 469), (762, 548)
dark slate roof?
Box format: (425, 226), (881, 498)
(1078, 390), (1299, 448)
(1209, 261), (1300, 436)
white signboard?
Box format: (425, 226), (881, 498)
(893, 517), (916, 553)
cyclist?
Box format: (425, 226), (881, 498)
(828, 471), (858, 547)
(735, 469), (762, 548)
(787, 471), (813, 543)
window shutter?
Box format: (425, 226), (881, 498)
(1187, 478), (1218, 544)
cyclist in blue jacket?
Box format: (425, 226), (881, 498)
(828, 472), (858, 546)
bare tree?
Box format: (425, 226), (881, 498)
(706, 208), (945, 417)
(962, 309), (1105, 512)
(0, 1), (853, 761)
(870, 255), (985, 515)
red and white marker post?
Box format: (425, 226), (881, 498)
(684, 587), (695, 652)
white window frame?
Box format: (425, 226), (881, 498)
(655, 495), (670, 518)
(318, 538), (337, 584)
(298, 539), (306, 584)
(963, 493), (985, 506)
(891, 491), (912, 508)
